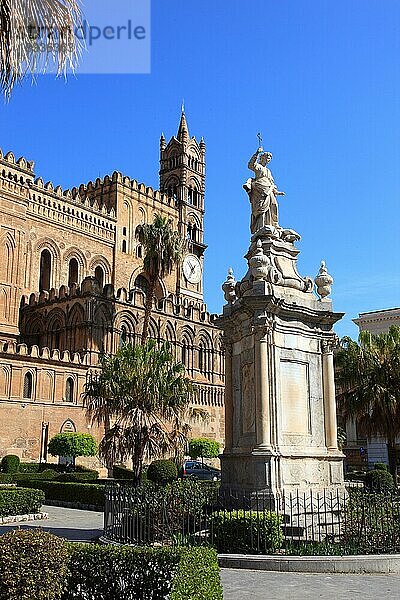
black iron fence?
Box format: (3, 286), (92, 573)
(103, 482), (400, 555)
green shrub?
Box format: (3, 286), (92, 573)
(13, 469), (59, 482)
(0, 473), (13, 484)
(0, 488), (45, 517)
(210, 510), (283, 553)
(1, 455), (20, 474)
(170, 547), (223, 600)
(16, 481), (105, 507)
(188, 438), (220, 461)
(373, 462), (388, 471)
(112, 464), (136, 480)
(0, 529), (69, 600)
(61, 543), (222, 600)
(107, 479), (218, 544)
(147, 459), (178, 486)
(365, 468), (394, 492)
(48, 433), (97, 459)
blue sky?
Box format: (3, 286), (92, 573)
(1, 0), (400, 338)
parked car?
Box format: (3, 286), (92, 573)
(182, 460), (221, 481)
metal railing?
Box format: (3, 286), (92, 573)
(103, 482), (400, 555)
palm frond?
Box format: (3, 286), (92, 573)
(1, 0), (82, 97)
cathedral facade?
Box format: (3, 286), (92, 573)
(0, 112), (225, 463)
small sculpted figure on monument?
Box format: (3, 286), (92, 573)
(243, 146), (285, 233)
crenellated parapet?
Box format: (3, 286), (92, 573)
(0, 339), (89, 366)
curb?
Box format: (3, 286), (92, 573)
(44, 500), (103, 512)
(0, 512), (49, 524)
(218, 553), (400, 574)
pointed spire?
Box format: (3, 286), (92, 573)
(177, 104), (189, 145)
(160, 132), (166, 152)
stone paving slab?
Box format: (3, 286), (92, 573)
(220, 568), (400, 600)
(0, 504), (103, 542)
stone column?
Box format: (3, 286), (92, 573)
(322, 341), (338, 451)
(224, 344), (233, 451)
(255, 326), (272, 448)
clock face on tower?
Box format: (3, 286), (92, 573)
(183, 254), (202, 284)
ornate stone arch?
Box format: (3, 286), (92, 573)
(63, 247), (87, 282)
(0, 365), (11, 398)
(0, 231), (16, 282)
(89, 256), (112, 285)
(35, 237), (61, 289)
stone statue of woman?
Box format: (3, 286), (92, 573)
(243, 147), (285, 233)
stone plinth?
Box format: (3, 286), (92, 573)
(219, 226), (344, 501)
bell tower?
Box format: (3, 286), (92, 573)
(159, 108), (206, 300)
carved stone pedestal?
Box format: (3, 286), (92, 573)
(219, 227), (345, 500)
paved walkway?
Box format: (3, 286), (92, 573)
(220, 568), (400, 599)
(0, 505), (103, 542)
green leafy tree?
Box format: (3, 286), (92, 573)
(84, 340), (204, 481)
(336, 326), (400, 477)
(47, 432), (97, 464)
(1, 0), (82, 97)
(136, 214), (184, 343)
(189, 438), (220, 466)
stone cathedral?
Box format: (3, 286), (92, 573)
(0, 112), (225, 464)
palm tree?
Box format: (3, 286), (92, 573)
(0, 0), (82, 97)
(136, 214), (185, 344)
(84, 340), (201, 481)
(336, 326), (400, 477)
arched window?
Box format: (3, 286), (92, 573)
(39, 249), (51, 291)
(53, 327), (61, 350)
(182, 343), (187, 367)
(94, 266), (104, 290)
(65, 378), (74, 402)
(23, 372), (33, 399)
(188, 187), (193, 204)
(120, 325), (128, 347)
(68, 258), (79, 287)
(122, 240), (127, 253)
(122, 227), (127, 236)
(134, 275), (148, 296)
(199, 345), (204, 373)
(136, 245), (142, 259)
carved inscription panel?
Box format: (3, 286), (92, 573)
(280, 361), (310, 435)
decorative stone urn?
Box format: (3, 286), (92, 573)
(249, 239), (269, 280)
(315, 261), (334, 300)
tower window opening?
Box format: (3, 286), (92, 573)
(65, 377), (74, 402)
(122, 240), (127, 253)
(68, 258), (79, 287)
(39, 249), (51, 291)
(122, 227), (127, 236)
(23, 372), (33, 399)
(94, 266), (104, 290)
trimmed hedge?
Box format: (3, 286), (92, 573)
(0, 473), (13, 484)
(210, 510), (283, 553)
(112, 464), (136, 480)
(1, 455), (20, 474)
(19, 463), (97, 474)
(170, 547), (222, 600)
(147, 459), (178, 486)
(0, 488), (45, 517)
(16, 480), (105, 507)
(62, 543), (222, 600)
(0, 530), (69, 600)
